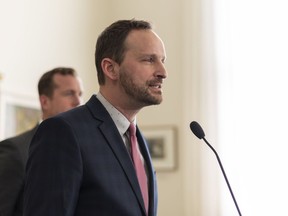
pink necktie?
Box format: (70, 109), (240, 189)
(129, 123), (149, 214)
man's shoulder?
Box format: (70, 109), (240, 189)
(0, 125), (38, 150)
(57, 95), (104, 120)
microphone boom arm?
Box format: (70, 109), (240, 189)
(202, 137), (242, 216)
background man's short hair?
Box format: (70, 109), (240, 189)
(38, 67), (76, 97)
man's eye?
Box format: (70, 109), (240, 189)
(63, 91), (74, 96)
(144, 57), (154, 63)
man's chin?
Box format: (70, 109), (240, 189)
(144, 96), (163, 106)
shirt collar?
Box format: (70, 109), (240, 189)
(96, 92), (136, 135)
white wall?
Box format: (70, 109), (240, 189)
(0, 0), (100, 100)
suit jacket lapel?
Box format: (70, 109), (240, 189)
(86, 96), (147, 213)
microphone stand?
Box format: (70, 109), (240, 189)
(202, 136), (242, 216)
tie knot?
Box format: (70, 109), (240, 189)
(129, 123), (136, 136)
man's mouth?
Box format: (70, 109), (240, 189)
(149, 84), (162, 89)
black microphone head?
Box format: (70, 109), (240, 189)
(190, 121), (205, 139)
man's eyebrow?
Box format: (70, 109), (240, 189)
(139, 53), (166, 59)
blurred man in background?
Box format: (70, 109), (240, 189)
(0, 67), (83, 216)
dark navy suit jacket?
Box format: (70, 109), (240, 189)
(24, 95), (158, 216)
(0, 125), (38, 216)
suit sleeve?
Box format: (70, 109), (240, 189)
(23, 118), (83, 216)
(0, 140), (24, 216)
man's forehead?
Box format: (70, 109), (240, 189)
(125, 30), (166, 55)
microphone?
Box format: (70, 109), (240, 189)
(190, 121), (242, 216)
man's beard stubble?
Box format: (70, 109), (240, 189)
(119, 70), (163, 107)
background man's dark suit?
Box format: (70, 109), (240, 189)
(24, 96), (158, 216)
(0, 126), (37, 216)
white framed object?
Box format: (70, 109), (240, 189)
(0, 90), (40, 139)
(141, 126), (177, 171)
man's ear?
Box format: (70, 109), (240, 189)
(39, 95), (49, 110)
(101, 58), (119, 81)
